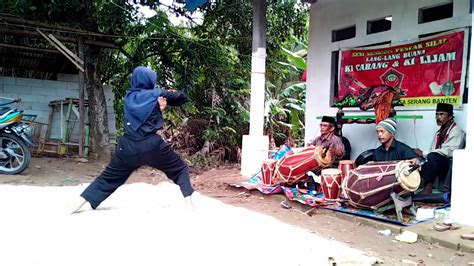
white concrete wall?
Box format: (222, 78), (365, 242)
(0, 75), (116, 142)
(306, 0), (471, 159)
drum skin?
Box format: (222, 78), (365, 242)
(341, 161), (420, 209)
(355, 149), (375, 166)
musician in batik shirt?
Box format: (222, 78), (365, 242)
(414, 103), (466, 195)
(309, 116), (345, 167)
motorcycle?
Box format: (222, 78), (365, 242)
(0, 97), (38, 174)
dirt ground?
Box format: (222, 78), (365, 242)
(2, 156), (474, 265)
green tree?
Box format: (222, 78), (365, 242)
(1, 0), (309, 163)
(1, 0), (139, 159)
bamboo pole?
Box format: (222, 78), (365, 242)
(78, 37), (85, 157)
(36, 28), (85, 72)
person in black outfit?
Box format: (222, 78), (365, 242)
(373, 118), (418, 162)
(72, 66), (194, 213)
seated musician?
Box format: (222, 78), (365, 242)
(308, 116), (345, 167)
(413, 103), (466, 195)
(373, 118), (418, 161)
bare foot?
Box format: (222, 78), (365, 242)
(71, 197), (91, 214)
(419, 183), (433, 195)
(185, 195), (195, 211)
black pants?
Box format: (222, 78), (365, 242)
(421, 152), (451, 186)
(81, 135), (194, 209)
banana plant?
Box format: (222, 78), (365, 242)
(264, 38), (308, 148)
(265, 81), (306, 148)
(278, 36), (308, 71)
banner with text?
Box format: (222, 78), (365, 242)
(336, 29), (466, 108)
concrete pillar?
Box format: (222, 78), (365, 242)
(240, 0), (269, 177)
(451, 150), (474, 225)
(450, 0), (474, 226)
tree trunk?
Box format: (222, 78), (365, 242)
(85, 46), (110, 160)
(81, 0), (110, 161)
(199, 140), (210, 156)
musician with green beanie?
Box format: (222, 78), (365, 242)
(373, 118), (418, 162)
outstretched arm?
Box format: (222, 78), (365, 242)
(159, 89), (189, 107)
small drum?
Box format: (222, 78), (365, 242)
(342, 161), (420, 210)
(338, 160), (355, 180)
(261, 159), (279, 186)
(275, 146), (332, 184)
(321, 168), (342, 201)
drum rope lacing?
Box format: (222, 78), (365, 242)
(344, 164), (412, 202)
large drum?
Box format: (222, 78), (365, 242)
(321, 168), (342, 201)
(275, 146), (332, 184)
(261, 159), (279, 186)
(341, 161), (420, 210)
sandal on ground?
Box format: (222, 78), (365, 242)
(280, 200), (292, 209)
(433, 223), (451, 232)
(433, 223), (461, 232)
(448, 224), (461, 230)
(460, 232), (474, 240)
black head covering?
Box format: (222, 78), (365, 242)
(436, 103), (453, 115)
(125, 66), (164, 131)
(321, 116), (336, 126)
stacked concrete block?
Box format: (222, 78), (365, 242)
(0, 75), (117, 142)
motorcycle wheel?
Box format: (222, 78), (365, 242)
(0, 133), (31, 175)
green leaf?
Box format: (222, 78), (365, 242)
(281, 47), (307, 70)
(287, 103), (304, 111)
(281, 82), (306, 97)
(276, 61), (299, 71)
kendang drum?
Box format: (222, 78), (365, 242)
(338, 160), (355, 180)
(342, 161), (420, 210)
(338, 160), (355, 198)
(321, 168), (342, 201)
(275, 145), (332, 185)
(261, 159), (279, 186)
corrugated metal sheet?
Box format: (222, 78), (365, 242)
(0, 44), (77, 75)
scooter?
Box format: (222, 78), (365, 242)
(0, 97), (38, 174)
